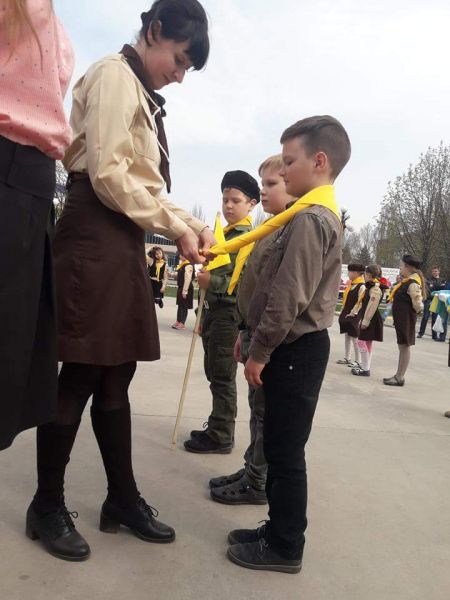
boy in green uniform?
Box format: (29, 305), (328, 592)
(184, 171), (259, 454)
(208, 155), (293, 503)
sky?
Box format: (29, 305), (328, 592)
(57, 0), (450, 230)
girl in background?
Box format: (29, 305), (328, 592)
(349, 265), (388, 377)
(173, 256), (194, 329)
(337, 263), (366, 367)
(147, 246), (169, 308)
(384, 255), (426, 386)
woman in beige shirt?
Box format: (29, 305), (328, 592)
(27, 0), (213, 562)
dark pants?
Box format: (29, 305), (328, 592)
(201, 304), (239, 444)
(177, 306), (188, 324)
(0, 136), (57, 451)
(419, 300), (437, 338)
(263, 330), (330, 560)
(243, 385), (267, 490)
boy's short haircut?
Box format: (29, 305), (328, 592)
(348, 263), (365, 273)
(366, 264), (382, 278)
(280, 115), (351, 179)
(258, 154), (283, 176)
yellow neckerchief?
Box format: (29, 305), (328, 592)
(209, 186), (340, 259)
(176, 260), (190, 271)
(353, 278), (381, 313)
(389, 273), (422, 302)
(155, 259), (165, 280)
(223, 215), (253, 295)
(223, 215), (253, 234)
(342, 275), (365, 308)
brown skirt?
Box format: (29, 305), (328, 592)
(53, 177), (160, 365)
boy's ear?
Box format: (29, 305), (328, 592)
(314, 151), (328, 170)
(249, 198), (257, 208)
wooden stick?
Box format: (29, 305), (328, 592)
(171, 287), (206, 447)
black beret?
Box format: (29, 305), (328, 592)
(402, 254), (422, 269)
(347, 263), (366, 272)
(221, 170), (260, 203)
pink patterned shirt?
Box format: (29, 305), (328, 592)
(0, 0), (74, 159)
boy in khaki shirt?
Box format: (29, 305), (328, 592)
(208, 155), (293, 504)
(226, 115), (350, 574)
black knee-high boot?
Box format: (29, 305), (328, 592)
(32, 420), (81, 512)
(91, 404), (176, 543)
(27, 421), (90, 561)
(90, 404), (140, 506)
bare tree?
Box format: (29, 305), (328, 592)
(378, 143), (450, 273)
(191, 202), (206, 223)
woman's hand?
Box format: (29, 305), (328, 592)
(199, 227), (217, 255)
(182, 291), (187, 299)
(175, 229), (205, 264)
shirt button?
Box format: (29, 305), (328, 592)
(289, 365), (293, 370)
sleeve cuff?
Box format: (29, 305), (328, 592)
(248, 338), (272, 364)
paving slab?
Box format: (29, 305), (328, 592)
(1, 298), (449, 600)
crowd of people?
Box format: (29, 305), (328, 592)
(1, 0), (448, 579)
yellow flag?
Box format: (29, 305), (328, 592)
(205, 213), (231, 271)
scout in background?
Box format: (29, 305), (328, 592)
(383, 255), (426, 386)
(172, 256), (194, 330)
(147, 246), (169, 308)
(184, 170), (259, 454)
(348, 264), (389, 377)
(337, 263), (366, 367)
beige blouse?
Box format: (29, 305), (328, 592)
(63, 53), (205, 240)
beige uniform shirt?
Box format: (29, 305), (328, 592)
(63, 54), (205, 240)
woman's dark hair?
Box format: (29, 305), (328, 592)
(140, 0), (209, 70)
(365, 264), (382, 278)
(148, 246), (166, 261)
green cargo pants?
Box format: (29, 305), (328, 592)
(201, 303), (239, 444)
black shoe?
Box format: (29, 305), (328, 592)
(383, 375), (405, 386)
(351, 367), (370, 376)
(26, 503), (90, 562)
(228, 523), (267, 545)
(227, 540), (302, 574)
(417, 333), (424, 338)
(184, 432), (232, 454)
(158, 300), (164, 308)
(100, 497), (175, 543)
(209, 468), (245, 489)
(210, 478), (267, 505)
(190, 421), (208, 438)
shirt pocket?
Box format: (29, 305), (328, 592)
(130, 104), (161, 162)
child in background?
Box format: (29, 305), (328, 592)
(337, 264), (366, 367)
(147, 246), (168, 308)
(172, 256), (194, 330)
(349, 264), (388, 377)
(383, 255), (426, 386)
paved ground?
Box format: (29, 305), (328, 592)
(1, 298), (449, 600)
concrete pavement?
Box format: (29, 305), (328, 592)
(1, 297), (449, 600)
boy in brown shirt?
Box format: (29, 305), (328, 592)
(226, 115), (350, 574)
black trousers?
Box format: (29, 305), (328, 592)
(0, 136), (57, 451)
(263, 330), (330, 560)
